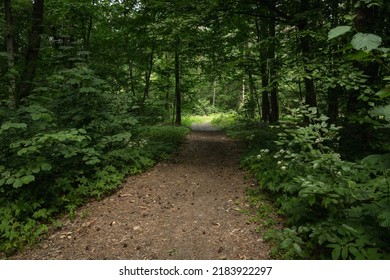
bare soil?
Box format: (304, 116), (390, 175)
(13, 125), (270, 260)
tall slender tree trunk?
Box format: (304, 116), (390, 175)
(328, 86), (340, 122)
(268, 5), (279, 123)
(247, 71), (257, 119)
(164, 53), (171, 112)
(143, 48), (154, 102)
(347, 4), (381, 114)
(298, 0), (317, 108)
(256, 18), (270, 122)
(239, 77), (246, 108)
(17, 0), (44, 107)
(174, 40), (181, 126)
(212, 79), (217, 107)
(382, 0), (390, 46)
(4, 0), (16, 107)
(85, 0), (95, 50)
(128, 59), (136, 96)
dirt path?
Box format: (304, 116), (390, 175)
(14, 125), (270, 260)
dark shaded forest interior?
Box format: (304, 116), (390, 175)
(1, 0), (389, 260)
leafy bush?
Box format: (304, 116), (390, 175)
(188, 98), (220, 116)
(241, 106), (390, 259)
(211, 111), (239, 131)
(0, 64), (189, 257)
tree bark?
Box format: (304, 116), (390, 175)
(268, 5), (279, 123)
(84, 0), (94, 50)
(381, 0), (390, 46)
(212, 79), (217, 107)
(347, 4), (381, 114)
(164, 53), (171, 112)
(174, 40), (181, 126)
(4, 0), (16, 107)
(128, 59), (136, 96)
(327, 86), (340, 122)
(143, 48), (154, 102)
(17, 0), (45, 106)
(247, 71), (257, 119)
(256, 18), (270, 122)
(297, 0), (317, 108)
(240, 77), (246, 108)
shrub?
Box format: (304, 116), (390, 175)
(0, 65), (189, 257)
(242, 106), (390, 259)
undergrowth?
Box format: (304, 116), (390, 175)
(0, 64), (189, 258)
(181, 114), (220, 127)
(0, 121), (188, 257)
(225, 107), (390, 260)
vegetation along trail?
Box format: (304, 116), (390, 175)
(14, 124), (270, 260)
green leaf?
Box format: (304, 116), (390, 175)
(281, 238), (293, 249)
(77, 51), (91, 56)
(351, 33), (382, 53)
(342, 224), (358, 234)
(348, 51), (370, 60)
(80, 86), (99, 93)
(376, 87), (390, 99)
(349, 247), (364, 259)
(378, 211), (390, 228)
(342, 245), (349, 259)
(85, 158), (101, 165)
(293, 243), (303, 255)
(33, 208), (48, 219)
(13, 179), (23, 188)
(22, 175), (35, 185)
(68, 78), (80, 85)
(17, 146), (39, 156)
(369, 105), (390, 121)
(6, 177), (15, 185)
(331, 246), (341, 260)
(0, 122), (27, 132)
(31, 113), (42, 121)
(362, 153), (390, 170)
(328, 26), (352, 40)
(41, 163), (52, 171)
(307, 194), (315, 205)
(377, 47), (390, 54)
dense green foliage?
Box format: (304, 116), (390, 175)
(1, 0), (389, 258)
(0, 98), (188, 255)
(0, 87), (189, 255)
(239, 107), (389, 259)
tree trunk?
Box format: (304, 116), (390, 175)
(297, 0), (317, 108)
(381, 0), (390, 46)
(85, 0), (95, 50)
(143, 48), (154, 102)
(128, 59), (136, 96)
(268, 5), (279, 123)
(327, 86), (340, 122)
(164, 53), (171, 112)
(270, 82), (278, 122)
(17, 0), (45, 106)
(239, 77), (246, 108)
(256, 18), (270, 122)
(347, 4), (381, 114)
(212, 79), (217, 107)
(247, 71), (257, 119)
(4, 0), (16, 107)
(174, 40), (181, 126)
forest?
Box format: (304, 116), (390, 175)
(0, 0), (389, 259)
